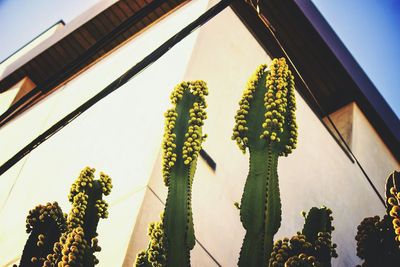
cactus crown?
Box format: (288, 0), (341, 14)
(19, 202), (67, 267)
(67, 167), (112, 231)
(269, 207), (337, 267)
(386, 170), (400, 243)
(135, 214), (166, 267)
(18, 167), (112, 267)
(232, 58), (297, 156)
(25, 202), (67, 235)
(55, 167), (112, 266)
(162, 80), (208, 186)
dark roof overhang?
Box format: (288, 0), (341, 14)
(0, 0), (185, 126)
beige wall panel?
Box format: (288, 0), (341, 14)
(352, 103), (399, 190)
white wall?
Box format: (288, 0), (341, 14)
(352, 103), (399, 189)
(326, 102), (399, 198)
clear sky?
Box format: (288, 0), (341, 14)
(0, 0), (398, 117)
(0, 0), (100, 61)
(312, 0), (400, 117)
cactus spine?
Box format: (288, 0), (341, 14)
(269, 207), (337, 267)
(17, 167), (112, 267)
(135, 81), (208, 267)
(232, 58), (297, 266)
(355, 170), (400, 266)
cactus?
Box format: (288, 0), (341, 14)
(355, 170), (400, 266)
(135, 214), (166, 267)
(269, 207), (337, 267)
(135, 81), (208, 267)
(232, 58), (297, 266)
(18, 202), (67, 267)
(386, 170), (400, 242)
(17, 167), (112, 267)
(355, 215), (399, 267)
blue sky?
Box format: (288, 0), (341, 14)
(0, 0), (399, 117)
(312, 0), (400, 117)
(0, 0), (99, 61)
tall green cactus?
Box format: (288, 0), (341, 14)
(232, 58), (298, 266)
(355, 170), (400, 266)
(135, 81), (208, 267)
(17, 167), (112, 267)
(269, 207), (337, 267)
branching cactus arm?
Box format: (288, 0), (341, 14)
(135, 214), (166, 267)
(18, 202), (66, 267)
(301, 207), (336, 267)
(49, 167), (112, 267)
(17, 167), (112, 267)
(233, 58), (297, 267)
(269, 207), (337, 267)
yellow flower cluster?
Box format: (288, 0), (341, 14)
(232, 58), (298, 156)
(147, 219), (166, 267)
(99, 172), (112, 196)
(269, 235), (313, 267)
(232, 64), (267, 153)
(68, 167), (95, 202)
(95, 199), (109, 219)
(135, 251), (148, 267)
(68, 192), (88, 230)
(162, 108), (178, 186)
(387, 184), (400, 242)
(182, 101), (207, 165)
(263, 58), (297, 156)
(135, 214), (166, 267)
(52, 227), (89, 267)
(162, 81), (208, 186)
(284, 253), (317, 267)
(66, 167), (112, 229)
(25, 202), (66, 234)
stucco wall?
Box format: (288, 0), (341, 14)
(352, 103), (399, 190)
(326, 102), (399, 199)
